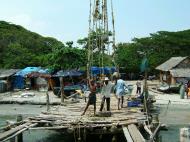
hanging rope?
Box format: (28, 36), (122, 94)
(87, 0), (92, 79)
(87, 0), (116, 79)
(111, 0), (118, 71)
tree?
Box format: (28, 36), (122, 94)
(116, 30), (190, 73)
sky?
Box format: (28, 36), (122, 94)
(0, 0), (189, 44)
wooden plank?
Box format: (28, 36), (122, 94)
(122, 127), (133, 142)
(2, 123), (37, 142)
(128, 124), (145, 142)
(150, 123), (161, 141)
(0, 123), (31, 141)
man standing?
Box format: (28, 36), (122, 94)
(81, 79), (97, 116)
(99, 77), (114, 112)
(115, 76), (127, 110)
(136, 80), (141, 95)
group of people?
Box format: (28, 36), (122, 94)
(81, 75), (127, 116)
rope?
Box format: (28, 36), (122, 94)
(87, 0), (115, 79)
(111, 0), (117, 69)
(87, 0), (92, 79)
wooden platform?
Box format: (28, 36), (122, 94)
(0, 95), (148, 141)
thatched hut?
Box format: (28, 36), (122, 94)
(156, 57), (190, 85)
(0, 69), (20, 92)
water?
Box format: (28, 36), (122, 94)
(157, 104), (190, 142)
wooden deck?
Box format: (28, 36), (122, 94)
(0, 95), (148, 142)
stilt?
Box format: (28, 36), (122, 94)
(112, 135), (117, 142)
(46, 91), (50, 111)
(122, 127), (133, 142)
(16, 115), (23, 142)
(180, 128), (190, 142)
(10, 137), (15, 142)
(59, 77), (64, 103)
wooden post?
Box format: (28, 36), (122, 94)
(46, 91), (50, 111)
(16, 115), (23, 142)
(143, 70), (149, 113)
(180, 128), (190, 142)
(122, 127), (133, 142)
(127, 124), (145, 142)
(59, 77), (64, 103)
(10, 136), (16, 142)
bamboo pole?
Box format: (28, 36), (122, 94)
(0, 122), (31, 141)
(60, 77), (64, 103)
(1, 123), (37, 142)
(46, 91), (50, 111)
(16, 115), (23, 142)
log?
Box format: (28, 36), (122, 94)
(127, 124), (145, 142)
(0, 122), (31, 141)
(29, 120), (137, 131)
(46, 91), (50, 111)
(150, 123), (161, 142)
(1, 123), (37, 142)
(180, 128), (190, 142)
(60, 77), (64, 103)
(16, 115), (23, 142)
(122, 127), (133, 142)
(0, 121), (25, 132)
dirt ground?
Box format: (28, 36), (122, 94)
(0, 80), (189, 105)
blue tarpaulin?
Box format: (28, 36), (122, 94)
(91, 66), (116, 75)
(53, 70), (83, 77)
(15, 67), (41, 77)
(14, 67), (50, 89)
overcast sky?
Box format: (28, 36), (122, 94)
(0, 0), (189, 44)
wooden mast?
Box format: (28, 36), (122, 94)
(87, 0), (116, 79)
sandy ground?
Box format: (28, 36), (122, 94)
(0, 90), (61, 105)
(0, 80), (189, 105)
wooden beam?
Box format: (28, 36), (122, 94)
(0, 123), (33, 141)
(1, 123), (37, 142)
(150, 123), (161, 142)
(127, 124), (145, 142)
(59, 77), (64, 103)
(122, 127), (133, 142)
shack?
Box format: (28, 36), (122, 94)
(52, 70), (84, 97)
(0, 69), (20, 92)
(13, 67), (49, 89)
(156, 57), (190, 85)
(26, 69), (52, 91)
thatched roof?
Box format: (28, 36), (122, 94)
(156, 57), (187, 71)
(170, 69), (190, 78)
(0, 69), (20, 78)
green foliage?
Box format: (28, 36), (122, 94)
(77, 29), (113, 67)
(48, 45), (87, 70)
(116, 30), (190, 73)
(0, 21), (87, 70)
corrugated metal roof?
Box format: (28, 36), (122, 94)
(0, 69), (20, 78)
(156, 57), (187, 71)
(170, 69), (190, 78)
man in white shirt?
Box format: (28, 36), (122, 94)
(99, 77), (114, 111)
(115, 76), (127, 110)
